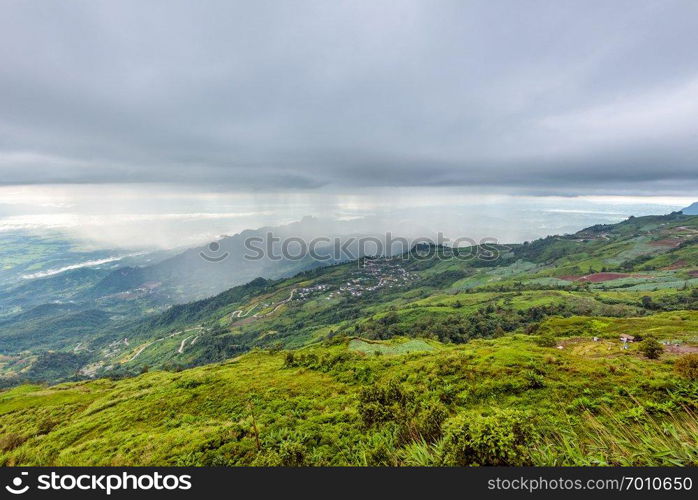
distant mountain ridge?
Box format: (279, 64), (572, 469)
(681, 202), (698, 215)
(2, 211), (697, 387)
(0, 217), (407, 353)
(85, 216), (377, 304)
(2, 214), (698, 466)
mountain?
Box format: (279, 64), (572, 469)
(0, 212), (697, 466)
(84, 216), (423, 304)
(82, 223), (324, 304)
(0, 217), (406, 372)
(0, 233), (180, 319)
(681, 202), (698, 215)
(3, 211), (696, 385)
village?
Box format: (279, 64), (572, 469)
(327, 259), (418, 298)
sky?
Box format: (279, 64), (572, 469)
(0, 183), (691, 248)
(0, 1), (696, 247)
(1, 0), (697, 193)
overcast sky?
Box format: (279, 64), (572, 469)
(1, 0), (697, 196)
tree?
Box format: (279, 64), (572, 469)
(641, 296), (655, 310)
(639, 336), (663, 360)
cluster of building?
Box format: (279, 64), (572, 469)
(326, 261), (417, 298)
(295, 284), (330, 299)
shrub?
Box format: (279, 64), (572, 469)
(569, 396), (599, 413)
(175, 379), (204, 389)
(437, 384), (458, 405)
(435, 356), (464, 376)
(639, 337), (663, 360)
(266, 343), (283, 354)
(410, 402), (447, 443)
(0, 433), (27, 452)
(535, 335), (557, 347)
(525, 370), (545, 389)
(440, 409), (535, 466)
(173, 451), (205, 466)
(277, 441), (308, 466)
(36, 418), (58, 436)
(363, 435), (398, 466)
(250, 450), (281, 466)
(283, 351), (295, 368)
(674, 354), (698, 380)
(357, 380), (414, 427)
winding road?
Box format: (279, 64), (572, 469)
(127, 327), (203, 362)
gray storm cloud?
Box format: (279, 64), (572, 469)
(0, 0), (697, 194)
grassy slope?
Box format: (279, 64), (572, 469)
(0, 313), (696, 466)
(87, 216), (696, 375)
(3, 214), (697, 382)
(1, 214), (697, 465)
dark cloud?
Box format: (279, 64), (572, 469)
(1, 0), (697, 194)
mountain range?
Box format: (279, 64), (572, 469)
(682, 202), (698, 215)
(0, 211), (696, 466)
(1, 210), (696, 386)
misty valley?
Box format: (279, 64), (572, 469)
(0, 209), (696, 466)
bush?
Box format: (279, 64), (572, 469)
(437, 384), (458, 405)
(277, 441), (308, 466)
(283, 351), (295, 368)
(0, 433), (27, 452)
(535, 335), (557, 347)
(440, 409), (535, 466)
(569, 396), (599, 413)
(674, 354), (698, 380)
(175, 378), (204, 389)
(525, 370), (546, 389)
(36, 418), (58, 435)
(410, 402), (447, 443)
(639, 337), (663, 359)
(358, 381), (415, 427)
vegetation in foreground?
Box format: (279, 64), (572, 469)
(1, 316), (696, 466)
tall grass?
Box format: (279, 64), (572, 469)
(533, 406), (698, 466)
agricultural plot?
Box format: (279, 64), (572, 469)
(348, 338), (437, 355)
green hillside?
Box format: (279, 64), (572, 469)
(1, 324), (696, 466)
(0, 213), (697, 466)
(67, 212), (698, 380)
(3, 213), (698, 383)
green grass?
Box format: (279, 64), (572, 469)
(348, 338), (437, 355)
(1, 214), (697, 466)
(1, 318), (696, 466)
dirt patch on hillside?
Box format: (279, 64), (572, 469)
(232, 316), (257, 326)
(661, 260), (687, 270)
(649, 238), (683, 248)
(688, 270), (698, 278)
(664, 344), (698, 354)
(560, 272), (652, 283)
